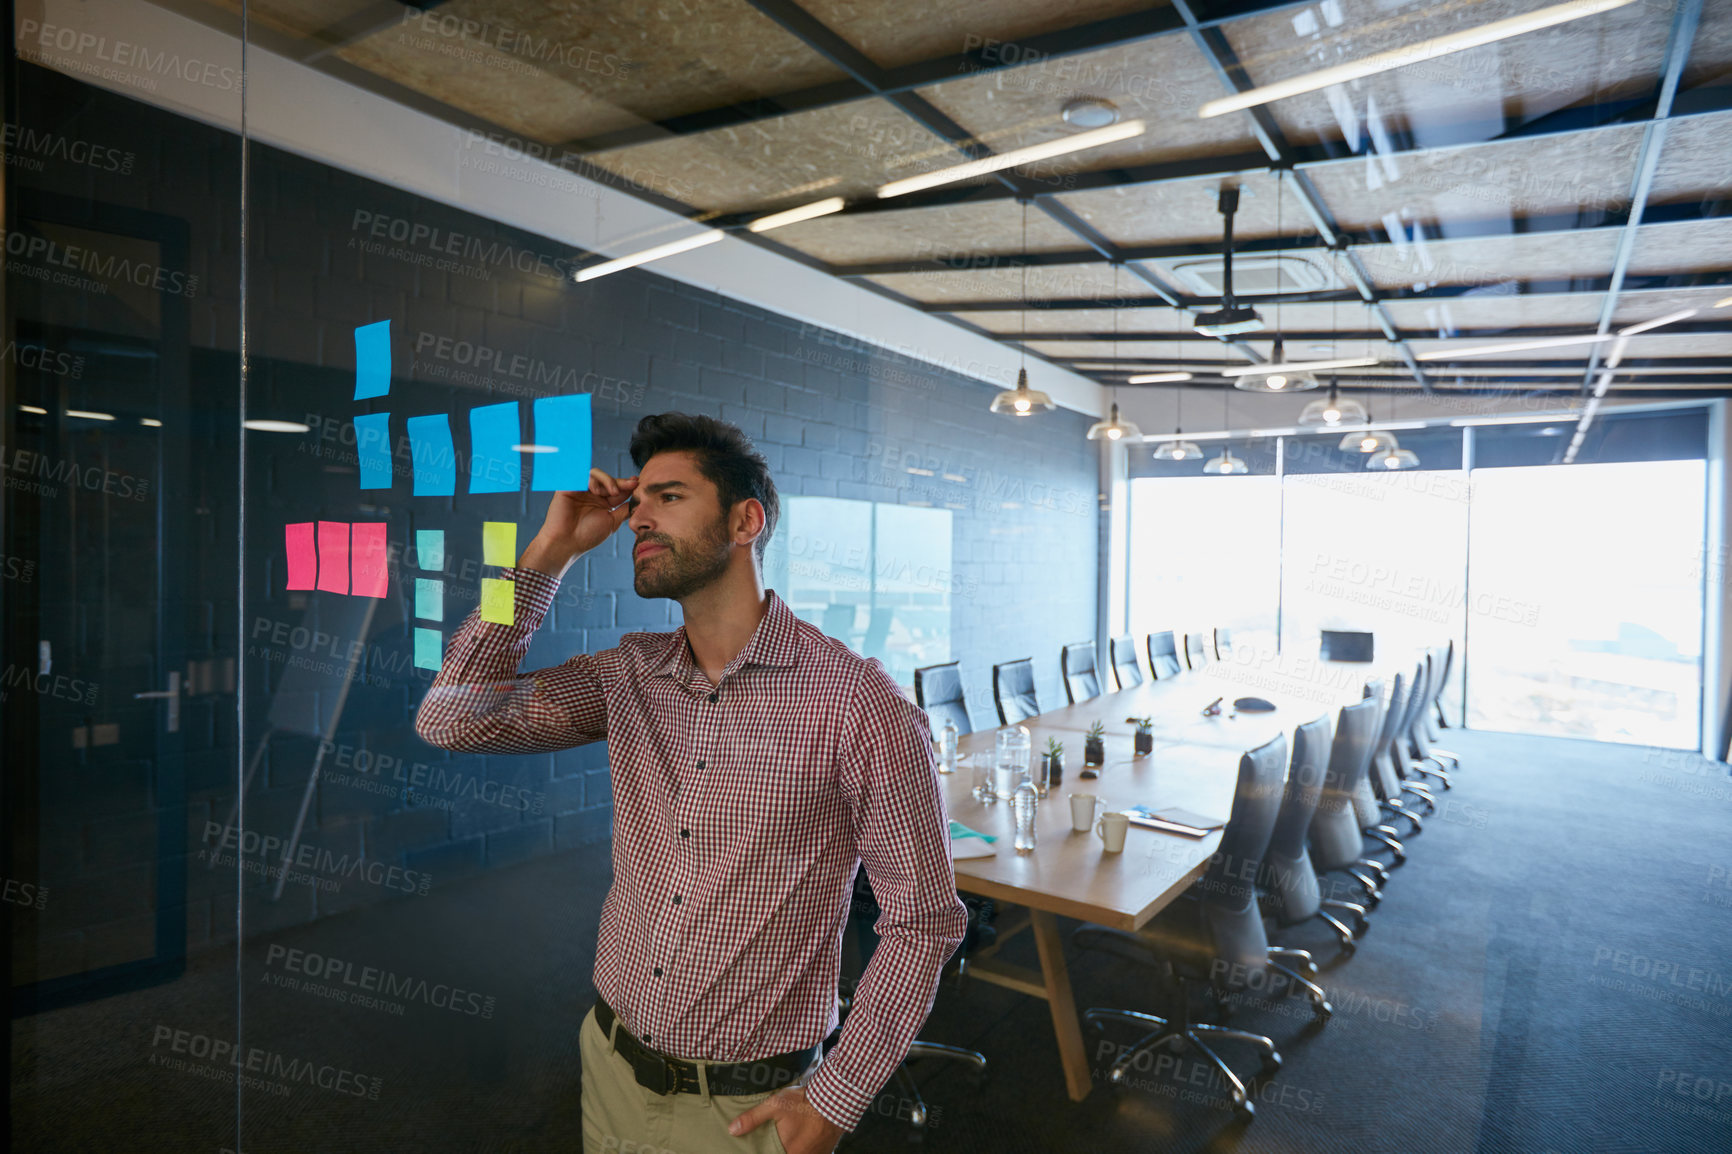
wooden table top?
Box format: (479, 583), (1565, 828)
(931, 649), (1414, 931)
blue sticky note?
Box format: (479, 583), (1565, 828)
(416, 529), (444, 571)
(354, 320), (392, 400)
(415, 577), (443, 622)
(531, 394), (593, 491)
(413, 626), (443, 670)
(354, 412), (393, 490)
(468, 401), (521, 494)
(407, 413), (456, 496)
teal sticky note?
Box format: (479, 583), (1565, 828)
(414, 627), (442, 670)
(416, 529), (444, 571)
(415, 578), (443, 622)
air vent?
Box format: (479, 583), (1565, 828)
(1168, 253), (1338, 296)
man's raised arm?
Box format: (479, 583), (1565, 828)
(414, 470), (639, 754)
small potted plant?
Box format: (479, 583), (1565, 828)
(1130, 716), (1154, 756)
(1082, 721), (1106, 777)
(1042, 737), (1064, 790)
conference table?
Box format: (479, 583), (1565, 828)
(938, 650), (1413, 1101)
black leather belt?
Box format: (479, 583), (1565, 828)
(593, 994), (817, 1097)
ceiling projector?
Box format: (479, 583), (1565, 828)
(1191, 304), (1265, 336)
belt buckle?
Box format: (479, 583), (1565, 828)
(633, 1047), (679, 1096)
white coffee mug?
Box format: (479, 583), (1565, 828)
(1095, 811), (1130, 854)
(1069, 793), (1098, 833)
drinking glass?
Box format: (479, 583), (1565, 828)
(993, 726), (1031, 801)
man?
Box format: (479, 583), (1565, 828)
(417, 413), (967, 1154)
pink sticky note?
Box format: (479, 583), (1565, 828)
(316, 521), (350, 594)
(285, 523), (317, 590)
(351, 522), (388, 598)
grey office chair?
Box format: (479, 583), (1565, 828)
(1256, 717), (1349, 983)
(1367, 671), (1431, 831)
(1072, 735), (1290, 1118)
(992, 658), (1040, 725)
(1215, 627), (1234, 661)
(845, 870), (991, 1134)
(1422, 643), (1463, 769)
(1400, 658), (1453, 791)
(1184, 632), (1211, 670)
(1109, 635), (1144, 690)
(1147, 631), (1183, 680)
(1061, 641), (1102, 704)
(1309, 697), (1395, 923)
(1352, 678), (1407, 866)
(914, 661), (972, 739)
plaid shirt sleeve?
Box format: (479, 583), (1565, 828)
(802, 659), (968, 1131)
(414, 568), (608, 753)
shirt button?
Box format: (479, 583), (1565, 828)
(707, 692), (718, 704)
(672, 895), (682, 905)
(643, 1033), (652, 1043)
(696, 759), (705, 770)
(653, 967), (663, 977)
(680, 829), (690, 839)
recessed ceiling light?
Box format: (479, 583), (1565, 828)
(1061, 98), (1120, 129)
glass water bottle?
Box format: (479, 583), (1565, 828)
(1012, 781), (1039, 854)
(937, 717), (958, 774)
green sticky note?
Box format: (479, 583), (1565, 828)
(416, 529), (444, 571)
(414, 627), (442, 670)
(415, 577), (442, 622)
(483, 521), (516, 568)
(480, 577), (514, 624)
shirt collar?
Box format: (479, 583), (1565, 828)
(647, 589), (802, 682)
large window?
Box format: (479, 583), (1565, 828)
(1465, 460), (1706, 747)
(1124, 412), (1710, 745)
(762, 497), (954, 686)
(1127, 475), (1281, 653)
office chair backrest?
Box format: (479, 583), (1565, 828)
(1398, 659), (1429, 764)
(1198, 733), (1288, 968)
(914, 661), (973, 739)
(1369, 671), (1408, 802)
(1109, 635), (1144, 691)
(1214, 627), (1233, 661)
(1320, 629), (1375, 662)
(1184, 632), (1210, 670)
(1147, 631), (1183, 680)
(1061, 641), (1102, 704)
(1309, 697), (1383, 871)
(1352, 677), (1387, 827)
(992, 658), (1040, 725)
(1259, 717), (1332, 923)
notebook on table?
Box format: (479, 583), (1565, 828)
(1121, 806), (1227, 838)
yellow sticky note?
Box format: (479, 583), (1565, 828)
(480, 577), (514, 625)
(483, 521), (516, 568)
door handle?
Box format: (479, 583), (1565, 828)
(133, 670), (181, 733)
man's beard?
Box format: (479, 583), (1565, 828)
(633, 516), (732, 600)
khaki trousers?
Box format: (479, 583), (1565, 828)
(579, 1005), (790, 1154)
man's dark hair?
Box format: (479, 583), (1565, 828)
(629, 413), (779, 562)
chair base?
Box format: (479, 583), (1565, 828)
(893, 1042), (986, 1130)
(1083, 1007), (1279, 1118)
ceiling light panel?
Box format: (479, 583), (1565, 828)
(792, 0), (1159, 70)
(949, 307), (1196, 335)
(1301, 126), (1645, 233)
(1353, 229), (1622, 291)
(913, 36), (1257, 175)
(1625, 217), (1732, 277)
(341, 0), (849, 141)
(1215, 0), (1666, 150)
(766, 199), (1080, 265)
(583, 100), (958, 215)
(864, 261), (1121, 305)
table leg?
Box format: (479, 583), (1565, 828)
(1029, 908), (1092, 1102)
